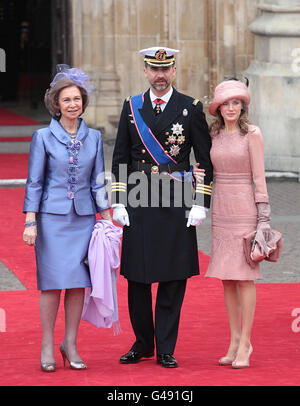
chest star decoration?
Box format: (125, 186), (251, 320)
(177, 135), (185, 145)
(167, 134), (177, 144)
(171, 123), (184, 136)
(169, 144), (181, 157)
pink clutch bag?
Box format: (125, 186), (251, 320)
(243, 230), (283, 268)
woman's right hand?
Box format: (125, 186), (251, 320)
(193, 163), (206, 183)
(23, 226), (37, 246)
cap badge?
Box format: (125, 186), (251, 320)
(155, 49), (167, 61)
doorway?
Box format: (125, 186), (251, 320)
(0, 0), (70, 112)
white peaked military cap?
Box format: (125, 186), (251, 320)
(139, 46), (179, 66)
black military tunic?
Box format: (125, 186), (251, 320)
(112, 87), (213, 284)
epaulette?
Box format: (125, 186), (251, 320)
(126, 96), (131, 102)
(192, 98), (200, 106)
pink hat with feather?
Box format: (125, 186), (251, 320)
(208, 80), (250, 116)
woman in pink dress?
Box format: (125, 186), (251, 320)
(195, 79), (274, 368)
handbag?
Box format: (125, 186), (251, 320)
(243, 229), (283, 268)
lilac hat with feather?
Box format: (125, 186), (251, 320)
(50, 64), (93, 95)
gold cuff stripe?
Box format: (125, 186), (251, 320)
(196, 189), (212, 194)
(195, 190), (212, 196)
(111, 185), (126, 189)
(196, 183), (212, 188)
(196, 185), (212, 191)
(111, 185), (127, 191)
(111, 184), (126, 190)
(196, 189), (212, 195)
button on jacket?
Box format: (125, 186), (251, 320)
(23, 118), (110, 215)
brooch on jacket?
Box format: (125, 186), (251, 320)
(66, 140), (82, 199)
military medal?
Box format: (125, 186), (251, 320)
(154, 98), (164, 115)
(164, 122), (186, 156)
(167, 134), (177, 144)
(169, 145), (180, 157)
(177, 135), (185, 145)
(171, 123), (184, 136)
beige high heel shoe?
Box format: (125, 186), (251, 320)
(60, 343), (87, 370)
(218, 354), (237, 366)
(232, 344), (253, 369)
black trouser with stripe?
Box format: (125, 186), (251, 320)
(128, 279), (187, 355)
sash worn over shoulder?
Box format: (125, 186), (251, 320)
(129, 93), (176, 165)
(129, 93), (193, 182)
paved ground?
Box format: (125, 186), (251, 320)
(0, 114), (299, 289)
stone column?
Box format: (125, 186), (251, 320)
(69, 0), (121, 137)
(244, 0), (300, 175)
(207, 0), (256, 99)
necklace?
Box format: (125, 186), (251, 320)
(60, 122), (78, 141)
(67, 131), (77, 143)
(68, 132), (77, 140)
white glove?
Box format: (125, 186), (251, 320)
(112, 204), (130, 227)
(187, 205), (207, 227)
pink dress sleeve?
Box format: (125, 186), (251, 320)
(248, 125), (269, 203)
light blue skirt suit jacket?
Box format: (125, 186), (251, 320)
(23, 118), (110, 290)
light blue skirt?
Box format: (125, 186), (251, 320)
(35, 203), (95, 290)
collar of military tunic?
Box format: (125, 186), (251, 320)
(49, 117), (89, 145)
(149, 86), (173, 109)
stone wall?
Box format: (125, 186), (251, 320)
(245, 0), (300, 175)
(68, 0), (300, 174)
(69, 0), (257, 130)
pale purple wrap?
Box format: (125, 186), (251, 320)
(81, 220), (123, 334)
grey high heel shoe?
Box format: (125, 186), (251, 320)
(59, 343), (87, 370)
(41, 361), (56, 372)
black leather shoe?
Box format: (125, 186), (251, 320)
(120, 349), (154, 364)
(157, 354), (178, 368)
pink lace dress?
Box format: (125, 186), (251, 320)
(205, 125), (269, 280)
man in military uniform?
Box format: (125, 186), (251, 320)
(111, 47), (213, 368)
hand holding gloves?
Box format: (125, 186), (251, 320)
(255, 202), (277, 256)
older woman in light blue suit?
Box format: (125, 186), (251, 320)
(23, 65), (112, 372)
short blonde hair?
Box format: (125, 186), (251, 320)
(44, 78), (89, 117)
